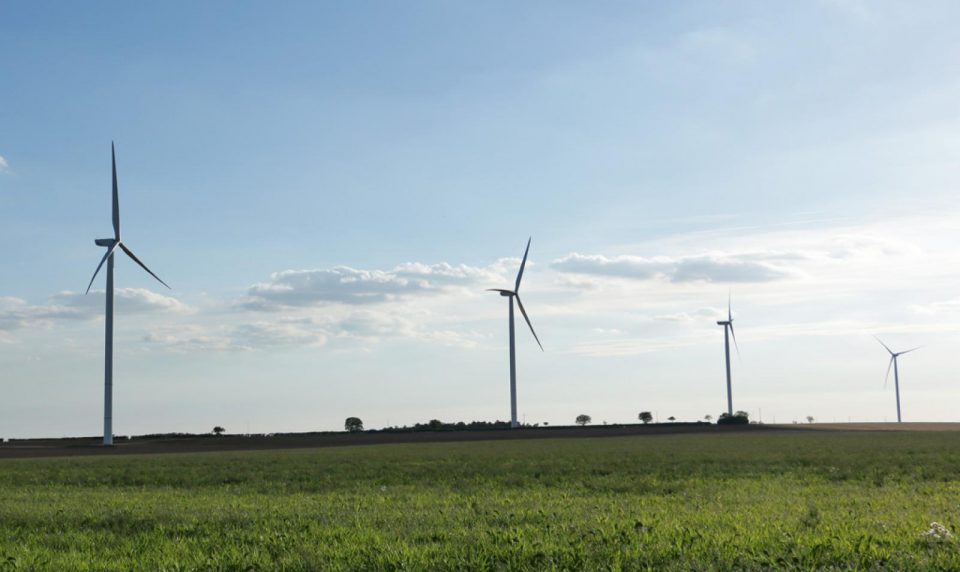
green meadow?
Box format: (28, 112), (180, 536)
(2, 430), (960, 570)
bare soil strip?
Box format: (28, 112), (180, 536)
(2, 422), (956, 460)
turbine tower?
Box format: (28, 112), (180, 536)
(487, 237), (543, 428)
(716, 296), (740, 416)
(86, 143), (169, 445)
(875, 337), (920, 423)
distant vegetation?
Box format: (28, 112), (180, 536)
(575, 414), (592, 426)
(717, 411), (750, 425)
(3, 431), (960, 568)
(638, 411), (653, 424)
(344, 417), (363, 432)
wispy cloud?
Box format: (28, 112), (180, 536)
(551, 252), (795, 283)
(0, 155), (7, 172)
(0, 289), (190, 331)
(144, 319), (327, 352)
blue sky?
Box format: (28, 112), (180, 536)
(2, 1), (960, 437)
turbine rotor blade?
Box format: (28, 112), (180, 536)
(85, 242), (120, 294)
(486, 288), (515, 295)
(729, 322), (741, 360)
(515, 237), (531, 292)
(514, 295), (543, 351)
(112, 142), (120, 241)
(874, 336), (894, 356)
(898, 346), (922, 356)
(728, 292), (732, 322)
(119, 243), (170, 289)
(884, 356), (894, 389)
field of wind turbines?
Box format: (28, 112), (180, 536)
(6, 2), (960, 570)
(2, 145), (960, 570)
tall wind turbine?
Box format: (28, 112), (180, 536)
(86, 143), (169, 445)
(487, 237), (543, 428)
(716, 296), (740, 416)
(875, 337), (920, 423)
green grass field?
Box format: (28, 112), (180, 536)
(3, 430), (960, 570)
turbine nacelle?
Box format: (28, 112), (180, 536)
(487, 288), (516, 297)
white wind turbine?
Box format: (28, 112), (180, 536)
(487, 237), (543, 428)
(86, 143), (170, 445)
(875, 337), (920, 423)
(716, 295), (740, 416)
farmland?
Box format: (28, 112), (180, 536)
(2, 427), (960, 570)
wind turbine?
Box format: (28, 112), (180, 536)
(487, 237), (543, 428)
(716, 295), (740, 416)
(86, 143), (169, 445)
(875, 337), (920, 423)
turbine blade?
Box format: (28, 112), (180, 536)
(486, 288), (515, 294)
(729, 322), (741, 361)
(884, 356), (894, 389)
(515, 237), (531, 292)
(874, 336), (894, 356)
(899, 346), (922, 356)
(728, 291), (732, 322)
(112, 142), (120, 240)
(85, 242), (119, 294)
(515, 295), (543, 351)
(119, 243), (170, 289)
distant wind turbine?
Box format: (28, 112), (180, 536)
(716, 295), (740, 416)
(86, 143), (170, 446)
(487, 237), (543, 428)
(875, 337), (920, 423)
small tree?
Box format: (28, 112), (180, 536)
(212, 426), (225, 436)
(806, 416), (815, 424)
(704, 414), (713, 422)
(638, 411), (653, 424)
(344, 417), (364, 432)
(667, 416), (676, 422)
(575, 414), (592, 426)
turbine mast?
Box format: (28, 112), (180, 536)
(508, 296), (518, 428)
(724, 323), (733, 416)
(893, 356), (902, 423)
(103, 253), (115, 445)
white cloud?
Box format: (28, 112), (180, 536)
(244, 261), (508, 309)
(0, 155), (7, 172)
